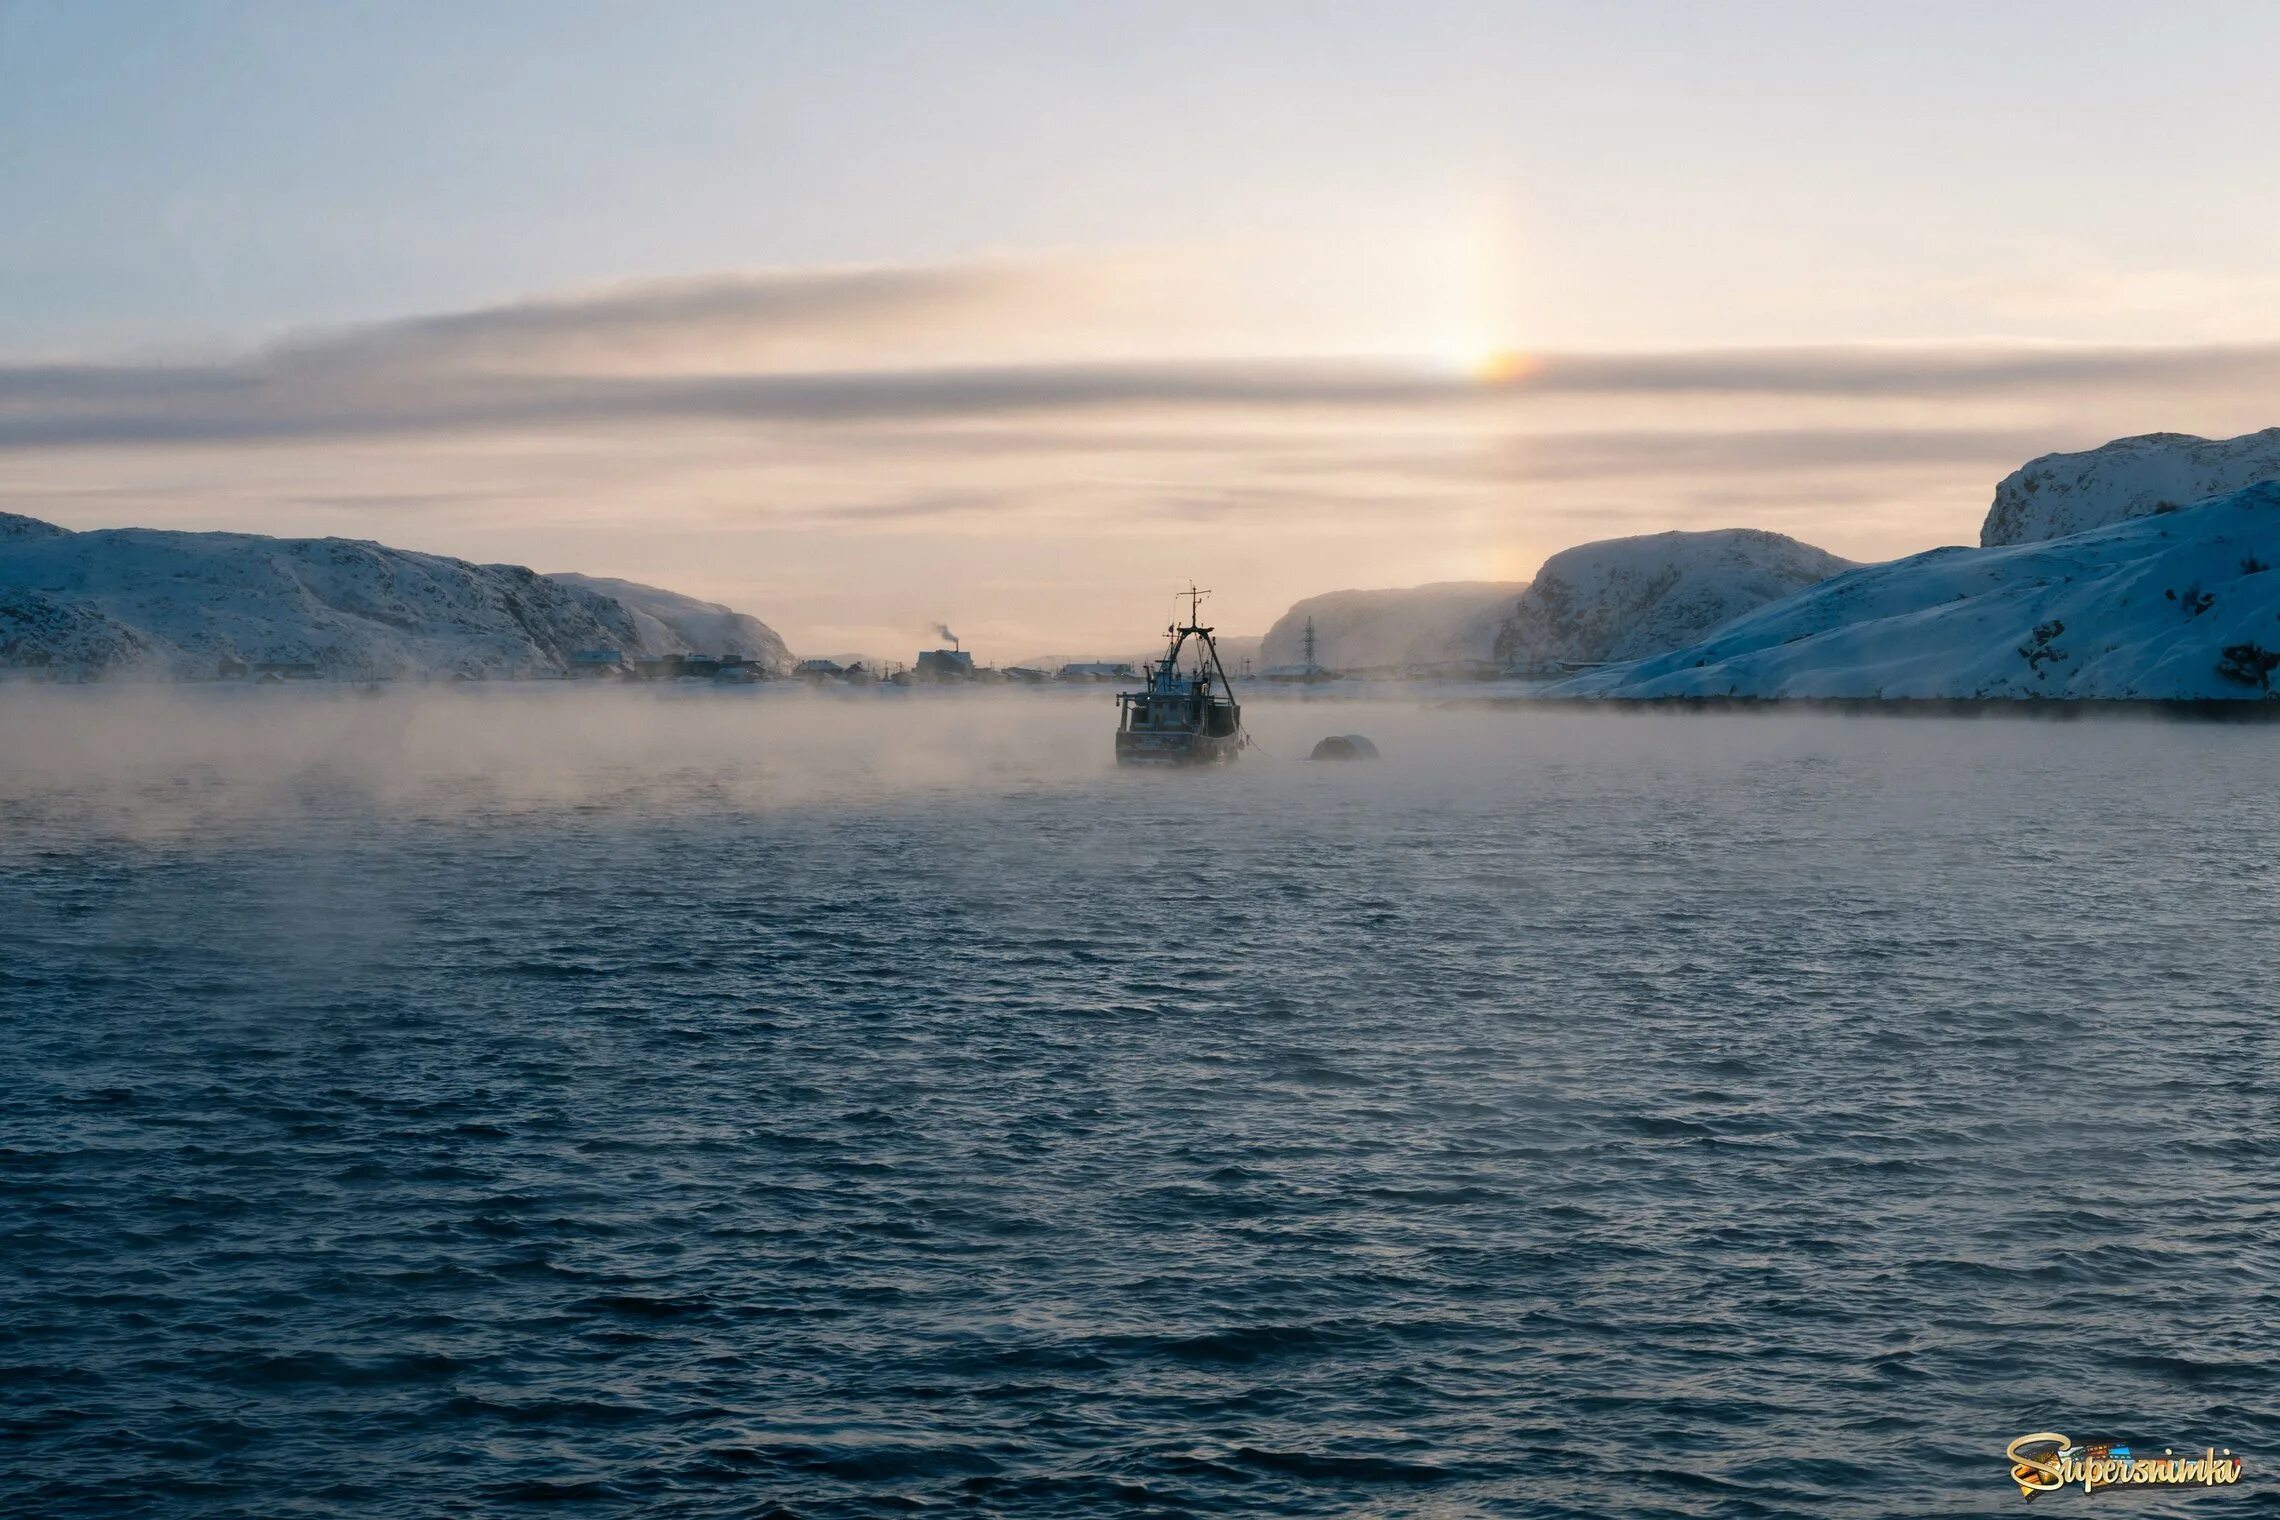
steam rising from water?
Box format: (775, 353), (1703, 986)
(7, 685), (2280, 1515)
(4, 680), (2263, 849)
(0, 686), (1124, 838)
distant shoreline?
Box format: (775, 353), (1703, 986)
(1464, 694), (2280, 722)
(6, 679), (2279, 721)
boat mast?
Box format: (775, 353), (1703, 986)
(1172, 582), (1238, 699)
(1175, 584), (1211, 682)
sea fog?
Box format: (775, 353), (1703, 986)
(9, 677), (2265, 828)
(4, 685), (2276, 1516)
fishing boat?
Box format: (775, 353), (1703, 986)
(1115, 587), (1243, 766)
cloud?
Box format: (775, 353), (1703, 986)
(0, 353), (1468, 449)
(261, 263), (1037, 377)
(1488, 425), (2058, 480)
(7, 275), (2280, 454)
(1520, 343), (2280, 398)
(789, 489), (1006, 525)
(10, 258), (2280, 644)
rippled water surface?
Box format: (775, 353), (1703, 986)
(4, 687), (2277, 1517)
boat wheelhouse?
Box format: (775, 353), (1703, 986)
(1115, 587), (1243, 766)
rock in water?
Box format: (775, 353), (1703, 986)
(1311, 734), (1381, 760)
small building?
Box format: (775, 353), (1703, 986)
(794, 658), (846, 681)
(1057, 661), (1138, 683)
(567, 648), (624, 678)
(708, 655), (769, 682)
(915, 649), (974, 682)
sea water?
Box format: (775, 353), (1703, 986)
(3, 686), (2274, 1517)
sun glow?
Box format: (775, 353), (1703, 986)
(1471, 346), (1536, 384)
(1427, 339), (1537, 384)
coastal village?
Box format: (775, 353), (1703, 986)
(780, 640), (1143, 688)
(1, 637), (1154, 688)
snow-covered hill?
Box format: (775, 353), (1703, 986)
(1, 512), (68, 543)
(1259, 583), (1525, 674)
(0, 514), (791, 679)
(1551, 482), (2280, 701)
(546, 573), (792, 674)
(1982, 428), (2280, 547)
(1494, 529), (1852, 671)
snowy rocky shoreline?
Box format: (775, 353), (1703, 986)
(1476, 692), (2280, 720)
(1542, 437), (2280, 703)
(0, 512), (791, 682)
(1286, 429), (2280, 705)
(10, 429), (2280, 703)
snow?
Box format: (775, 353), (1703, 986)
(1981, 428), (2280, 547)
(1495, 529), (1851, 671)
(1551, 481), (2280, 701)
(0, 517), (791, 679)
(0, 512), (69, 543)
(546, 574), (792, 674)
(1259, 582), (1525, 675)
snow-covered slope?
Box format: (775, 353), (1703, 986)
(1982, 428), (2280, 547)
(1552, 482), (2280, 701)
(1260, 583), (1525, 674)
(547, 573), (792, 674)
(0, 515), (791, 678)
(1, 511), (68, 543)
(1494, 529), (1852, 671)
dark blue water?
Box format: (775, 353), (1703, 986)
(4, 690), (2277, 1517)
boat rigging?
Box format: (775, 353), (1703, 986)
(1114, 584), (1244, 766)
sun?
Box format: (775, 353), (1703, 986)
(1434, 339), (1536, 383)
(1471, 346), (1536, 384)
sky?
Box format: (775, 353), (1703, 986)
(6, 0), (2280, 657)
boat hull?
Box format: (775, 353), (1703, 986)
(1114, 730), (1241, 766)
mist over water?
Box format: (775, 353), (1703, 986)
(4, 687), (2277, 1516)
